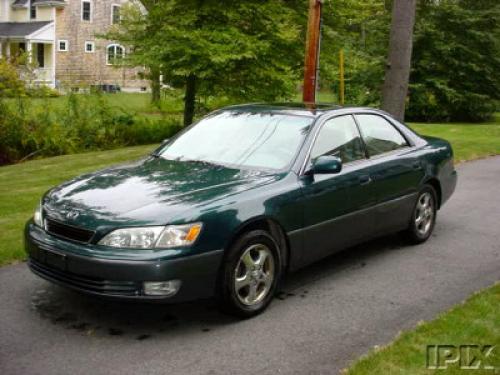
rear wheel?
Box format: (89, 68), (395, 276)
(217, 230), (281, 318)
(404, 185), (437, 244)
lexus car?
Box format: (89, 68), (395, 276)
(25, 104), (457, 317)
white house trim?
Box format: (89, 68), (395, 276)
(57, 39), (68, 51)
(85, 40), (95, 53)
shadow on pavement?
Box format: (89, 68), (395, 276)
(30, 233), (413, 340)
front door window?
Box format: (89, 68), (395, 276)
(311, 115), (365, 164)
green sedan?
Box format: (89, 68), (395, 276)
(25, 104), (457, 317)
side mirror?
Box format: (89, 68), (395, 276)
(161, 138), (170, 145)
(311, 155), (343, 174)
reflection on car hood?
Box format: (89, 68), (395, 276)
(43, 157), (279, 228)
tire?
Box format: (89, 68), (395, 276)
(404, 185), (437, 244)
(216, 230), (282, 318)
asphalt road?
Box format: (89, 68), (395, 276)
(1, 157), (499, 375)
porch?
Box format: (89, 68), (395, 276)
(0, 21), (56, 87)
(0, 40), (55, 86)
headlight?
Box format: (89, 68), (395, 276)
(34, 202), (43, 227)
(98, 223), (203, 249)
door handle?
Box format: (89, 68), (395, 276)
(413, 162), (422, 170)
(359, 175), (372, 186)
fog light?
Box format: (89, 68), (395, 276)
(143, 280), (181, 296)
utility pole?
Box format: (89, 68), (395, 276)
(303, 0), (322, 104)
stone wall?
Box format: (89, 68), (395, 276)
(55, 0), (148, 90)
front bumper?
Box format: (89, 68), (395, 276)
(25, 223), (224, 302)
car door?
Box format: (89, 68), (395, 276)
(354, 114), (425, 234)
(298, 115), (376, 266)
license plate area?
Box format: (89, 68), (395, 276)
(40, 247), (67, 271)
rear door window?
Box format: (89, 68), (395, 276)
(355, 114), (408, 157)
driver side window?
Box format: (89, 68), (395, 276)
(311, 115), (366, 164)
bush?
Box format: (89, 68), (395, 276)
(26, 85), (60, 98)
(0, 58), (26, 98)
(0, 93), (182, 165)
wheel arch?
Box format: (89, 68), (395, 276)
(224, 216), (291, 273)
(423, 177), (442, 209)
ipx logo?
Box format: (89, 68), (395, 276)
(426, 345), (496, 370)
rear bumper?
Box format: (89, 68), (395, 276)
(25, 223), (224, 302)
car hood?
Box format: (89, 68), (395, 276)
(43, 157), (280, 229)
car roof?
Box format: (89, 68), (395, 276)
(222, 103), (386, 118)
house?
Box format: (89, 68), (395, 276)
(0, 0), (147, 90)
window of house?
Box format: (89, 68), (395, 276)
(85, 41), (95, 53)
(311, 115), (366, 164)
(30, 3), (37, 19)
(112, 4), (121, 24)
(355, 114), (409, 157)
(58, 40), (69, 52)
(82, 1), (92, 21)
(106, 44), (124, 65)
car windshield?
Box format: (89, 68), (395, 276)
(158, 111), (314, 170)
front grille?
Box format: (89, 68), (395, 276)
(45, 218), (95, 243)
(29, 259), (141, 296)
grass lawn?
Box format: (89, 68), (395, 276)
(346, 283), (500, 374)
(410, 114), (500, 163)
(0, 116), (499, 266)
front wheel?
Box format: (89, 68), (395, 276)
(404, 185), (437, 244)
(217, 230), (281, 318)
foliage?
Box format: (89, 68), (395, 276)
(0, 93), (181, 165)
(320, 0), (390, 106)
(27, 85), (60, 98)
(0, 58), (27, 98)
(316, 0), (500, 122)
(105, 0), (305, 124)
(407, 0), (500, 122)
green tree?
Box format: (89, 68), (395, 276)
(319, 0), (390, 105)
(107, 0), (304, 126)
(407, 0), (500, 121)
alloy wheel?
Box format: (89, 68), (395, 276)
(234, 244), (275, 306)
(415, 192), (435, 236)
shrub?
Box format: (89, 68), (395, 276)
(0, 94), (182, 165)
(0, 58), (26, 98)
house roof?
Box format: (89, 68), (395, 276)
(12, 0), (66, 7)
(11, 0), (29, 7)
(32, 0), (67, 6)
(0, 21), (52, 38)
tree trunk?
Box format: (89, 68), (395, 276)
(183, 74), (196, 127)
(381, 0), (417, 122)
(150, 66), (161, 106)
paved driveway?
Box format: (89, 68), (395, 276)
(1, 156), (499, 375)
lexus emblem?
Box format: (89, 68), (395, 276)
(66, 210), (80, 220)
